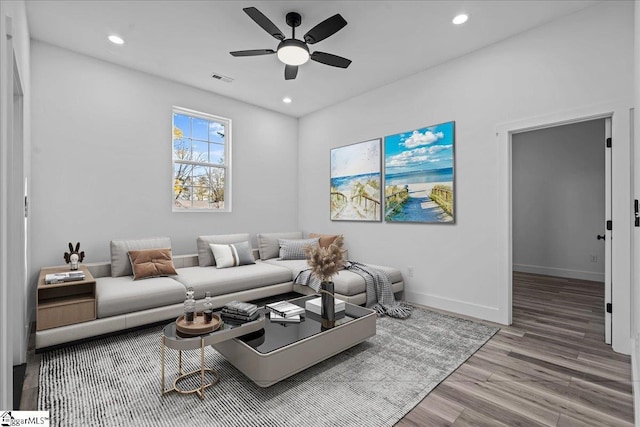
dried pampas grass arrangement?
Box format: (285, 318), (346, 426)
(304, 236), (345, 282)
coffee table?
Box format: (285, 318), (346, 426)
(161, 313), (265, 400)
(212, 295), (377, 387)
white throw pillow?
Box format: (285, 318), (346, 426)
(196, 233), (251, 267)
(210, 241), (255, 269)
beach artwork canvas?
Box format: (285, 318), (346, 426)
(330, 139), (382, 221)
(384, 121), (455, 223)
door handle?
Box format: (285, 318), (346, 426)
(597, 235), (606, 241)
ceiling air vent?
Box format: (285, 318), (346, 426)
(211, 73), (234, 83)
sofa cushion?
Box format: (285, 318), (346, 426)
(96, 276), (186, 318)
(278, 238), (319, 260)
(173, 262), (293, 299)
(257, 231), (303, 260)
(308, 233), (340, 248)
(128, 248), (178, 280)
(197, 233), (251, 267)
(110, 237), (172, 277)
(263, 259), (309, 278)
(264, 259), (402, 296)
(210, 241), (255, 268)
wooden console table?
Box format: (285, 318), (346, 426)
(36, 265), (96, 331)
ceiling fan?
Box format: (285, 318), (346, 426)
(230, 7), (352, 80)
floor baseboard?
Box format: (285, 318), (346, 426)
(513, 263), (604, 282)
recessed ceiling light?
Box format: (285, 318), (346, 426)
(282, 97), (292, 104)
(452, 14), (469, 25)
(108, 35), (124, 45)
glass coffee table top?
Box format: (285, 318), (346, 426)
(238, 295), (374, 354)
(163, 315), (259, 342)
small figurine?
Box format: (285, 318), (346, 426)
(64, 242), (85, 271)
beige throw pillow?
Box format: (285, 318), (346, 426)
(308, 233), (341, 248)
(128, 248), (178, 280)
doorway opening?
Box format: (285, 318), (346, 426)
(511, 117), (612, 344)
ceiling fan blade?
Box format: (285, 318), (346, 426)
(304, 14), (347, 44)
(284, 65), (298, 80)
(243, 7), (285, 41)
(230, 49), (275, 57)
(310, 51), (352, 68)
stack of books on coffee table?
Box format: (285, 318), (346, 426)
(221, 301), (260, 325)
(266, 301), (306, 324)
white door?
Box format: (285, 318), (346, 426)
(604, 117), (612, 345)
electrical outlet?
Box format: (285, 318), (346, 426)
(407, 266), (414, 278)
(590, 255), (598, 263)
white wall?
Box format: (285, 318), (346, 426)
(512, 120), (605, 282)
(298, 2), (634, 327)
(1, 0), (31, 407)
(30, 41), (298, 275)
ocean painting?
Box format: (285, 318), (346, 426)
(330, 139), (382, 221)
(384, 121), (455, 223)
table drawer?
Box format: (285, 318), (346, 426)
(37, 299), (96, 330)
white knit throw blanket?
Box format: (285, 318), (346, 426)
(294, 261), (412, 319)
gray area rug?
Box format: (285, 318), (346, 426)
(39, 306), (498, 426)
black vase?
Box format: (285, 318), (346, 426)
(321, 281), (335, 329)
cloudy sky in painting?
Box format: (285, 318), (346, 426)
(331, 139), (381, 178)
(384, 122), (454, 174)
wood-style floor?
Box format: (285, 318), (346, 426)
(397, 272), (634, 426)
(21, 273), (634, 426)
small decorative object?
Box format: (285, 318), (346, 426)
(184, 288), (196, 323)
(203, 291), (213, 323)
(175, 313), (221, 336)
(384, 121), (455, 223)
(304, 236), (344, 328)
(330, 139), (382, 222)
(63, 242), (85, 271)
(320, 281), (335, 328)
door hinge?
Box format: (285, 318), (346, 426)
(635, 200), (639, 227)
(606, 220), (612, 231)
(606, 137), (612, 148)
(606, 303), (612, 314)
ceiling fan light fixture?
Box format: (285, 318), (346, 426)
(231, 8), (351, 80)
(277, 39), (310, 66)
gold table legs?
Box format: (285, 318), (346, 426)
(161, 336), (220, 400)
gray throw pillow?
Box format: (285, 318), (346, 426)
(278, 238), (319, 260)
(257, 231), (303, 260)
(210, 241), (255, 269)
(196, 233), (251, 267)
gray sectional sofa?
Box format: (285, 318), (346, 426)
(35, 232), (404, 349)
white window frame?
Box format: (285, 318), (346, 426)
(172, 106), (232, 212)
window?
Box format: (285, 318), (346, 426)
(172, 107), (231, 211)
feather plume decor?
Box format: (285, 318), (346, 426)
(303, 236), (345, 282)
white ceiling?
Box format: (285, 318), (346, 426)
(25, 0), (599, 117)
